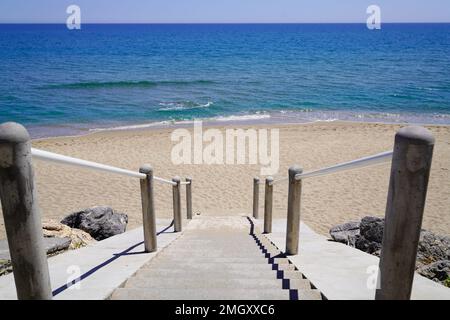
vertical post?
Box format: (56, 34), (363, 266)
(172, 176), (182, 232)
(0, 122), (52, 300)
(376, 126), (435, 300)
(139, 165), (157, 252)
(285, 166), (303, 255)
(264, 176), (274, 234)
(186, 177), (193, 220)
(253, 177), (260, 219)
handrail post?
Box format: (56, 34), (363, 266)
(376, 126), (435, 300)
(0, 122), (52, 300)
(253, 177), (260, 219)
(139, 165), (157, 252)
(172, 176), (182, 232)
(185, 177), (193, 219)
(264, 176), (274, 234)
(285, 166), (303, 255)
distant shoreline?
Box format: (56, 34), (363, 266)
(28, 111), (450, 141)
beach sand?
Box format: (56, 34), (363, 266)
(0, 121), (449, 239)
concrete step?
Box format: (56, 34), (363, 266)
(271, 258), (290, 264)
(159, 252), (265, 258)
(177, 239), (255, 244)
(287, 279), (312, 290)
(124, 277), (285, 290)
(297, 289), (323, 300)
(256, 238), (274, 244)
(281, 270), (304, 279)
(165, 245), (260, 251)
(180, 234), (253, 238)
(132, 269), (279, 280)
(110, 288), (291, 300)
(275, 263), (296, 271)
(109, 216), (323, 301)
(141, 262), (275, 272)
(151, 257), (269, 264)
(163, 250), (261, 256)
(167, 245), (259, 251)
(265, 251), (285, 259)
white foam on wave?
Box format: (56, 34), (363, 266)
(158, 101), (213, 111)
(213, 114), (271, 122)
(89, 119), (197, 132)
(88, 113), (271, 133)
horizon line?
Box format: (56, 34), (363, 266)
(1, 21), (450, 24)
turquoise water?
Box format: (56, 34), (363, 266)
(0, 23), (450, 137)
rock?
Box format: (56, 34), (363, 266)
(42, 220), (96, 249)
(329, 215), (450, 287)
(0, 259), (12, 277)
(353, 216), (385, 254)
(417, 231), (450, 266)
(417, 260), (450, 286)
(1, 236), (71, 261)
(359, 216), (384, 243)
(0, 220), (95, 277)
(43, 237), (71, 255)
(61, 206), (128, 240)
(354, 235), (382, 255)
(0, 234), (73, 277)
(329, 221), (360, 245)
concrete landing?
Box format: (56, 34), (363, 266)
(253, 218), (450, 300)
(0, 219), (181, 300)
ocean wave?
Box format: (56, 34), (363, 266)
(39, 79), (216, 90)
(213, 114), (271, 122)
(88, 114), (272, 133)
(158, 101), (213, 111)
(89, 119), (195, 132)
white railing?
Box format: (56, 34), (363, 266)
(31, 148), (177, 186)
(269, 151), (393, 184)
(297, 150), (392, 180)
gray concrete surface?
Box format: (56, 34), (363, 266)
(254, 218), (450, 300)
(0, 219), (180, 300)
(111, 216), (322, 300)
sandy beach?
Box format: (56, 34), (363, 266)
(0, 121), (449, 239)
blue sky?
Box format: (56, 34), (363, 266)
(0, 0), (449, 23)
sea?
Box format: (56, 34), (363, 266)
(0, 23), (449, 138)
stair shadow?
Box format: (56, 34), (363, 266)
(52, 220), (174, 297)
(245, 216), (302, 301)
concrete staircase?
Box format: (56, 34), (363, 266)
(110, 216), (322, 300)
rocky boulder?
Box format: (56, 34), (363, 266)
(0, 219), (97, 277)
(417, 260), (450, 285)
(359, 216), (384, 243)
(355, 216), (384, 255)
(417, 231), (450, 266)
(42, 219), (96, 249)
(329, 216), (450, 287)
(0, 231), (75, 277)
(329, 221), (360, 246)
(61, 206), (128, 241)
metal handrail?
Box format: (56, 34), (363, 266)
(268, 150), (393, 184)
(31, 148), (178, 186)
(297, 150), (393, 180)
